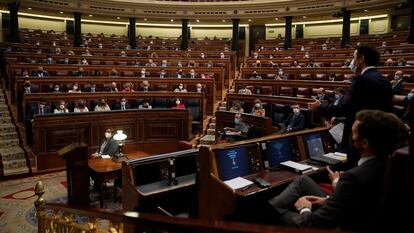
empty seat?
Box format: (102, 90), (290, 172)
(300, 74), (311, 80)
(56, 70), (69, 76)
(330, 62), (342, 67)
(296, 87), (311, 98)
(91, 60), (100, 65)
(104, 61), (114, 65)
(123, 71), (135, 77)
(152, 98), (167, 108)
(279, 87), (293, 97)
(271, 104), (291, 125)
(315, 74), (327, 80)
(117, 61), (127, 65)
(154, 84), (168, 91)
(343, 74), (356, 81)
(261, 86), (273, 95)
(187, 99), (201, 134)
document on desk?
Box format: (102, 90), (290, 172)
(280, 161), (313, 174)
(323, 152), (347, 161)
(224, 177), (253, 190)
(101, 155), (111, 159)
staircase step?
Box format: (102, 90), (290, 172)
(0, 147), (25, 161)
(206, 128), (216, 135)
(0, 139), (20, 148)
(0, 131), (18, 140)
(2, 166), (29, 176)
(208, 122), (216, 129)
(218, 106), (227, 111)
(0, 123), (15, 133)
(211, 117), (216, 123)
(199, 135), (216, 145)
(0, 116), (12, 124)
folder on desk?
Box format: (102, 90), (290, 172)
(280, 161), (313, 174)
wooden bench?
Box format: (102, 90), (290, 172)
(15, 77), (215, 114)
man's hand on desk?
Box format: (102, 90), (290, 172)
(91, 153), (100, 158)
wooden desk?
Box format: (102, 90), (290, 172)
(88, 151), (150, 208)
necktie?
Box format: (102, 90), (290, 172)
(40, 107), (44, 115)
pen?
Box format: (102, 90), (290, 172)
(241, 184), (252, 191)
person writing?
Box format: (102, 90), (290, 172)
(220, 113), (250, 142)
(266, 110), (407, 232)
(91, 128), (119, 158)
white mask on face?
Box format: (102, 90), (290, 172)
(105, 132), (112, 139)
(293, 108), (300, 114)
(196, 87), (202, 92)
(73, 86), (78, 90)
(255, 103), (261, 108)
(59, 104), (65, 109)
(54, 87), (60, 91)
(176, 101), (180, 105)
(179, 85), (183, 90)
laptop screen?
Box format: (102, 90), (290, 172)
(303, 133), (325, 158)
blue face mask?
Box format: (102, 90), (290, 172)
(408, 93), (414, 101)
(234, 119), (240, 125)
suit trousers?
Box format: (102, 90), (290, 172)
(268, 176), (326, 225)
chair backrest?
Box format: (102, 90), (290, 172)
(299, 108), (312, 129)
(153, 98), (167, 108)
(279, 87), (293, 96)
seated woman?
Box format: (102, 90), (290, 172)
(91, 128), (119, 158)
(54, 100), (69, 114)
(171, 98), (185, 109)
(229, 100), (244, 113)
(95, 98), (111, 111)
(74, 99), (89, 112)
(251, 99), (266, 117)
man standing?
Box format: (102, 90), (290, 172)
(309, 45), (393, 167)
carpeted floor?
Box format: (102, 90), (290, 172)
(0, 171), (122, 233)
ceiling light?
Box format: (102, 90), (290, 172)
(28, 7), (32, 10)
(275, 17), (279, 21)
(196, 19), (200, 22)
(89, 14), (93, 17)
(222, 19), (226, 22)
(364, 9), (368, 12)
(170, 19), (174, 22)
(144, 18), (147, 21)
(116, 16), (120, 19)
(59, 11), (64, 14)
(248, 19), (252, 22)
(303, 16), (307, 18)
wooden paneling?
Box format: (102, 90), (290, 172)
(32, 109), (191, 171)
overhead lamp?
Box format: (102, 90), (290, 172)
(222, 19), (226, 22)
(170, 19), (174, 22)
(116, 16), (120, 19)
(248, 19), (252, 22)
(89, 14), (93, 17)
(59, 11), (64, 14)
(144, 18), (147, 21)
(196, 19), (200, 22)
(28, 7), (32, 10)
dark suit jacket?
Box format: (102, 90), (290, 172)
(32, 71), (49, 77)
(96, 138), (119, 156)
(392, 79), (403, 95)
(318, 96), (344, 117)
(292, 157), (386, 232)
(330, 68), (393, 165)
(284, 113), (305, 132)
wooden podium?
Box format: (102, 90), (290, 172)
(57, 143), (90, 206)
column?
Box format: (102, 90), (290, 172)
(408, 1), (414, 43)
(8, 1), (20, 43)
(181, 19), (189, 50)
(129, 17), (137, 49)
(284, 16), (292, 50)
(232, 18), (240, 54)
(74, 12), (82, 47)
(341, 9), (351, 48)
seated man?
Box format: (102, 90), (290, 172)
(266, 110), (407, 232)
(221, 113), (250, 142)
(32, 66), (49, 77)
(91, 128), (119, 157)
(391, 70), (403, 95)
(280, 104), (305, 133)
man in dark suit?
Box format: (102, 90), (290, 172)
(91, 128), (119, 157)
(391, 70), (403, 95)
(310, 45), (393, 167)
(32, 66), (49, 77)
(281, 104), (305, 133)
(267, 110), (407, 232)
(113, 97), (132, 110)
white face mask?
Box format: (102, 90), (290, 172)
(255, 103), (261, 108)
(121, 101), (126, 105)
(59, 104), (65, 109)
(179, 85), (183, 90)
(293, 108), (300, 114)
(54, 87), (60, 91)
(176, 101), (180, 105)
(141, 71), (146, 74)
(105, 132), (112, 139)
(73, 86), (78, 90)
(196, 87), (202, 92)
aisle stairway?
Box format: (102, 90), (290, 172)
(197, 101), (228, 146)
(0, 88), (29, 177)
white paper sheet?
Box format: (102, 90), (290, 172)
(224, 177), (254, 190)
(329, 123), (344, 144)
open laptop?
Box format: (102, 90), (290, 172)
(304, 133), (343, 166)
